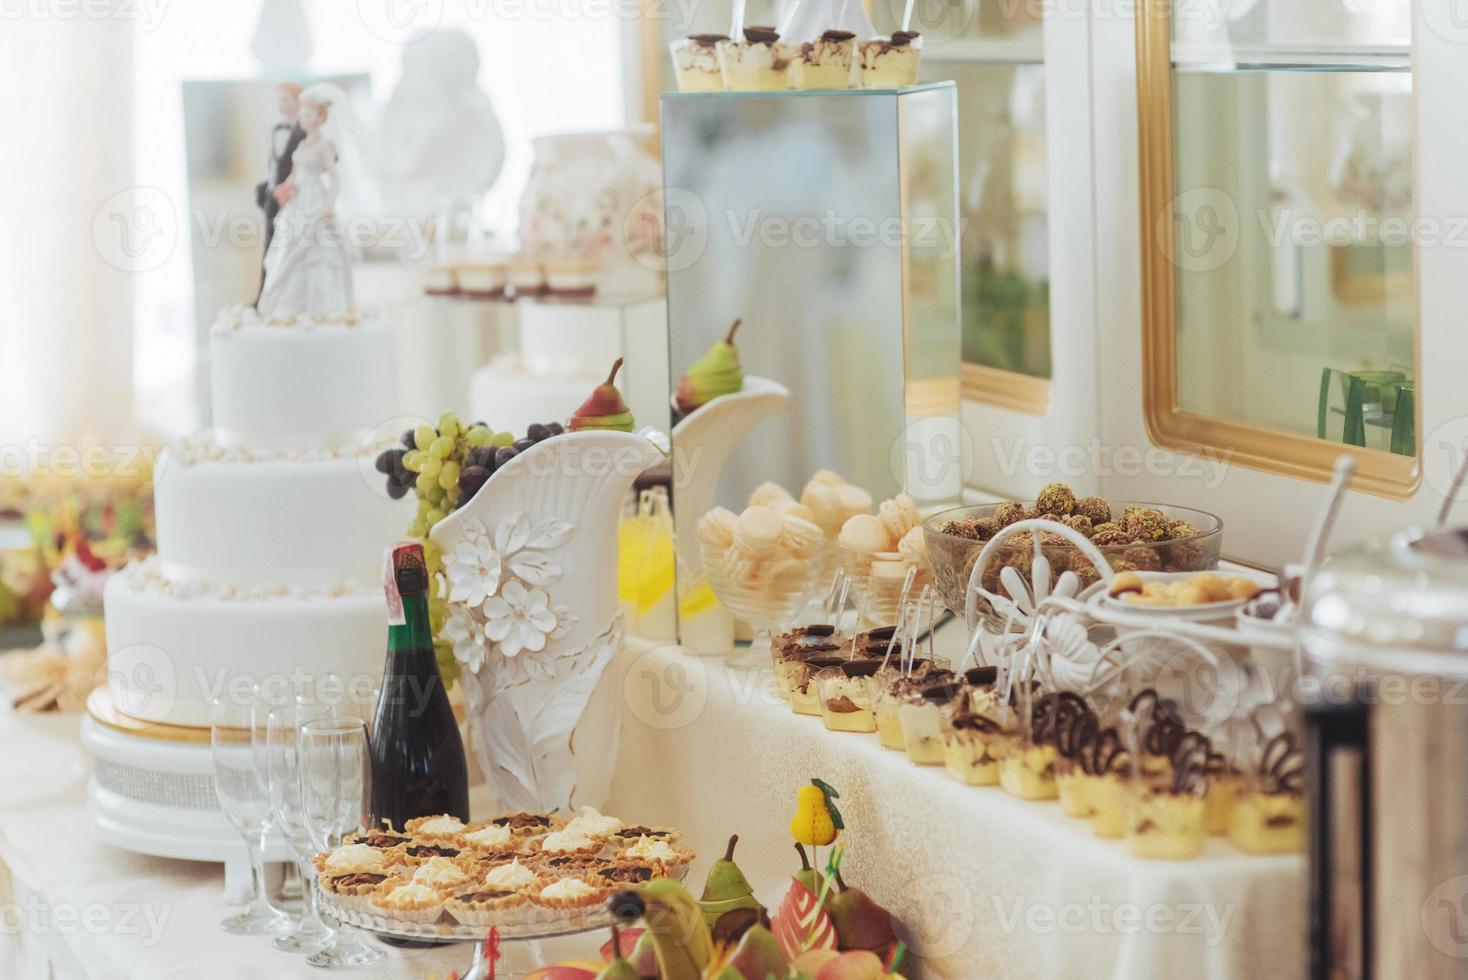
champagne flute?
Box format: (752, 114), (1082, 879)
(266, 701), (335, 953)
(300, 715), (384, 969)
(211, 694), (292, 935)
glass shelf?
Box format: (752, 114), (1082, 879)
(1172, 42), (1410, 74)
(662, 80), (956, 100)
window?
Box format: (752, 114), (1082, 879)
(1137, 0), (1417, 495)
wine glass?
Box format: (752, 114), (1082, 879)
(299, 715), (384, 970)
(210, 694), (292, 935)
(266, 702), (335, 953)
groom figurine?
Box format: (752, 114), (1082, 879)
(255, 81), (306, 303)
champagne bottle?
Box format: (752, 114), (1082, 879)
(370, 541), (469, 829)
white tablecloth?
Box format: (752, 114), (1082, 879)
(0, 635), (1307, 979)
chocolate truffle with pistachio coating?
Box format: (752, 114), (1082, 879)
(1073, 496), (1112, 526)
(993, 501), (1026, 528)
(1035, 482), (1076, 516)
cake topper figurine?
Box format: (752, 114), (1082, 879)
(255, 82), (305, 303)
(256, 83), (354, 317)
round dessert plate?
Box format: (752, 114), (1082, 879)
(1093, 569), (1277, 622)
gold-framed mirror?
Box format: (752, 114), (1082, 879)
(1135, 0), (1419, 497)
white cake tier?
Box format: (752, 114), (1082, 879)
(470, 354), (598, 437)
(210, 306), (396, 452)
(104, 569), (385, 727)
(153, 444), (406, 590)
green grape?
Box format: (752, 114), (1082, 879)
(416, 499), (432, 520)
(463, 425), (493, 448)
(408, 517), (428, 538)
(425, 484), (446, 506)
(438, 413), (461, 439)
(415, 471), (437, 495)
(438, 460), (460, 490)
(403, 450), (424, 473)
(445, 484), (461, 507)
(427, 436), (453, 459)
(414, 425), (437, 450)
(419, 456), (442, 479)
(425, 507), (445, 526)
(490, 431), (514, 448)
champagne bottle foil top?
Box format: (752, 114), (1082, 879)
(393, 542), (429, 593)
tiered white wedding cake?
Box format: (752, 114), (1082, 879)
(105, 307), (407, 727)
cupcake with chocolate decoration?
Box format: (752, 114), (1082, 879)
(793, 29), (856, 89)
(1130, 732), (1210, 860)
(1053, 697), (1100, 818)
(943, 710), (1006, 786)
(858, 30), (923, 88)
(1081, 727), (1132, 839)
(998, 692), (1063, 801)
(671, 34), (729, 92)
(1229, 731), (1305, 854)
(718, 26), (796, 91)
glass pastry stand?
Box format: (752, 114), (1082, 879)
(317, 887), (616, 979)
(701, 540), (822, 669)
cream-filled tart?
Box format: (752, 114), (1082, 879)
(399, 841), (463, 863)
(535, 826), (605, 858)
(370, 879), (446, 924)
(409, 855), (477, 894)
(587, 861), (659, 888)
(610, 825), (681, 847)
(792, 29), (855, 90)
(563, 805), (623, 840)
(461, 821), (519, 854)
(531, 876), (612, 911)
(857, 31), (923, 88)
(476, 857), (544, 892)
(618, 835), (694, 874)
(405, 814), (469, 842)
(717, 26), (795, 91)
(344, 828), (413, 850)
(314, 842), (396, 878)
(489, 811), (563, 838)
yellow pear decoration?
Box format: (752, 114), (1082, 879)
(789, 778), (844, 847)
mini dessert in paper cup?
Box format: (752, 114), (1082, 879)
(405, 813), (469, 842)
(320, 871), (392, 913)
(343, 827), (413, 851)
(618, 835), (695, 876)
(561, 805), (624, 841)
(718, 26), (796, 91)
(489, 811), (563, 838)
(370, 879), (447, 924)
(408, 855), (478, 895)
(530, 876), (613, 913)
(609, 824), (682, 848)
(588, 861), (660, 888)
(671, 34), (728, 92)
(444, 887), (529, 926)
(314, 842), (397, 878)
(460, 821), (522, 855)
(792, 29), (856, 89)
(474, 856), (544, 893)
(533, 826), (606, 859)
(858, 31), (923, 88)
(398, 840), (464, 864)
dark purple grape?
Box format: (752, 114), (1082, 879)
(375, 450), (395, 474)
(494, 446), (519, 468)
(458, 466), (490, 499)
(527, 423), (550, 442)
(400, 429), (416, 449)
(546, 421), (564, 436)
(512, 438), (535, 452)
(469, 446), (497, 470)
(386, 480), (409, 500)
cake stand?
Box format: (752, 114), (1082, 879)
(319, 884), (643, 978)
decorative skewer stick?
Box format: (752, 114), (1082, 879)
(1298, 455), (1356, 609)
(1438, 438), (1468, 527)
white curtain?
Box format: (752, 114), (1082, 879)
(0, 12), (135, 453)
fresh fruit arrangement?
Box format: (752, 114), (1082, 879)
(370, 360), (636, 685)
(675, 319), (744, 415)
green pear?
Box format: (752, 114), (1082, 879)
(595, 924), (642, 980)
(792, 843), (822, 897)
(569, 358), (636, 432)
(675, 319), (744, 414)
(700, 835), (765, 931)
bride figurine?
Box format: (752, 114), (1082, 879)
(257, 84), (353, 317)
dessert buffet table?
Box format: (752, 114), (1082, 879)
(605, 634), (1307, 980)
(0, 634), (1305, 979)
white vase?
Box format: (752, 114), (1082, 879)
(429, 429), (667, 813)
(517, 127), (662, 274)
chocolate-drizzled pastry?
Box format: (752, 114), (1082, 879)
(1079, 727), (1128, 776)
(743, 25), (780, 44)
(821, 29), (856, 41)
(405, 844), (459, 858)
(1169, 732), (1211, 796)
(1032, 691), (1089, 745)
(1258, 732), (1304, 795)
(595, 863), (655, 883)
(455, 889), (518, 904)
(1057, 704), (1099, 760)
(1130, 688), (1187, 759)
(330, 872), (387, 888)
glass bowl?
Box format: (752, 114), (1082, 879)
(922, 502), (1223, 631)
(700, 539), (822, 665)
(836, 545), (931, 625)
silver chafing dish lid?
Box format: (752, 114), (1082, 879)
(1304, 526), (1468, 676)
